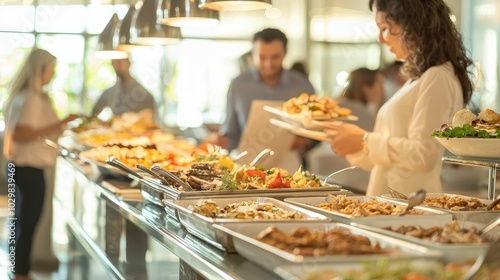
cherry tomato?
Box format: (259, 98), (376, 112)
(245, 169), (266, 181)
(282, 179), (292, 188)
(266, 171), (283, 189)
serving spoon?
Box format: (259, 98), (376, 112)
(398, 189), (426, 216)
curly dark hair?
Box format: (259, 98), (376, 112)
(369, 0), (473, 105)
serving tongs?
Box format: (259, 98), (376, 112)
(323, 166), (358, 187)
(151, 165), (194, 192)
(388, 186), (409, 200)
(249, 148), (274, 166)
(105, 156), (144, 181)
(135, 164), (171, 186)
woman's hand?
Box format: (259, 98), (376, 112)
(329, 123), (367, 157)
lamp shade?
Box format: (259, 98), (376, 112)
(96, 13), (129, 59)
(159, 0), (219, 27)
(131, 0), (182, 45)
(199, 0), (271, 11)
(113, 6), (142, 52)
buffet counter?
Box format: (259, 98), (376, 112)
(53, 156), (281, 280)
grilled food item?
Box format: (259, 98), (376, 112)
(423, 195), (500, 211)
(256, 226), (386, 256)
(317, 195), (424, 217)
(385, 222), (490, 244)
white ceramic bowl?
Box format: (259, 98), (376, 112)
(434, 137), (500, 159)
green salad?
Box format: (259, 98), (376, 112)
(301, 260), (466, 280)
(431, 124), (500, 139)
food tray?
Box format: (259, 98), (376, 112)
(352, 220), (500, 263)
(212, 222), (442, 273)
(140, 177), (350, 201)
(284, 196), (453, 225)
(140, 178), (172, 207)
(163, 197), (330, 252)
(274, 259), (449, 280)
(80, 156), (131, 179)
(383, 193), (500, 224)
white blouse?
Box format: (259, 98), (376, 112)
(4, 91), (60, 168)
(347, 62), (464, 196)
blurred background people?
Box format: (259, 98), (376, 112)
(290, 61), (308, 77)
(3, 48), (78, 280)
(218, 28), (315, 152)
(91, 58), (156, 118)
(339, 67), (385, 130)
(91, 57), (151, 278)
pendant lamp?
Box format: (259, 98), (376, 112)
(95, 13), (130, 59)
(113, 6), (145, 52)
(131, 0), (182, 45)
(159, 0), (219, 27)
(199, 0), (271, 11)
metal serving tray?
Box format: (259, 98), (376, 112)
(274, 259), (448, 280)
(284, 196), (453, 225)
(140, 178), (172, 207)
(140, 178), (351, 201)
(352, 220), (500, 263)
(212, 222), (442, 273)
(163, 197), (330, 252)
(383, 193), (500, 224)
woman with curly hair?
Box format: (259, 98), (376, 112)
(329, 0), (474, 195)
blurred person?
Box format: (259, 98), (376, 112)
(329, 0), (474, 196)
(218, 28), (315, 151)
(290, 61), (308, 77)
(91, 58), (156, 117)
(339, 67), (385, 130)
(238, 50), (254, 73)
(91, 57), (152, 278)
(382, 61), (406, 99)
(3, 48), (79, 280)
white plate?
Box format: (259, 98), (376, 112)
(264, 105), (357, 130)
(434, 137), (500, 159)
(269, 118), (335, 142)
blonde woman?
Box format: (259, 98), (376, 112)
(3, 48), (78, 280)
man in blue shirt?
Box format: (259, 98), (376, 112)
(219, 28), (315, 151)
